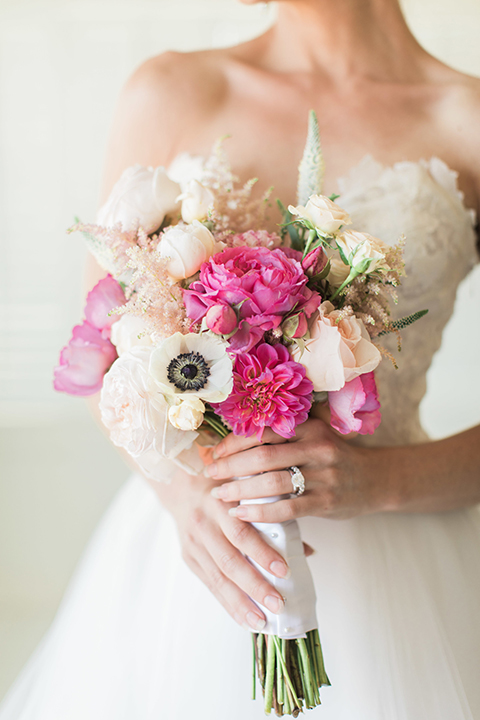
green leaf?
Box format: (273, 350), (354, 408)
(378, 309), (429, 336)
(297, 110), (325, 206)
(335, 240), (350, 266)
(353, 257), (372, 275)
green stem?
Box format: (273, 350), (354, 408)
(276, 638), (284, 708)
(264, 635), (276, 715)
(257, 634), (266, 688)
(329, 267), (359, 301)
(303, 229), (317, 257)
(252, 633), (257, 701)
(313, 629), (331, 686)
(202, 412), (229, 438)
(296, 638), (315, 708)
(273, 636), (301, 709)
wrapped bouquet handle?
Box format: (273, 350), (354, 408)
(239, 491), (330, 715)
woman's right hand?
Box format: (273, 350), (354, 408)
(148, 467), (290, 632)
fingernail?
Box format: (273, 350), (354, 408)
(270, 561), (291, 579)
(210, 486), (224, 500)
(204, 463), (217, 478)
(246, 612), (266, 632)
(212, 449), (219, 460)
(228, 506), (247, 519)
(263, 595), (284, 614)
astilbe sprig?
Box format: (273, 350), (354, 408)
(113, 242), (188, 338)
(201, 139), (273, 235)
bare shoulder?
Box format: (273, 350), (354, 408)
(100, 49), (230, 200)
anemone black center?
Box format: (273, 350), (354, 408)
(181, 364), (198, 380)
(167, 351), (210, 392)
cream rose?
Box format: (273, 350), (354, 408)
(99, 347), (169, 456)
(178, 179), (215, 223)
(289, 195), (352, 234)
(157, 221), (215, 280)
(327, 257), (350, 288)
(168, 396), (206, 431)
(291, 302), (381, 392)
(336, 230), (390, 273)
(99, 347), (201, 481)
(96, 165), (181, 234)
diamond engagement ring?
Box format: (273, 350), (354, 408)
(288, 466), (305, 496)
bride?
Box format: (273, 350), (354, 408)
(2, 0), (480, 717)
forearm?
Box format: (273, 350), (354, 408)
(375, 424), (480, 514)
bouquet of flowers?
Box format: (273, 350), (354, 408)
(54, 111), (426, 716)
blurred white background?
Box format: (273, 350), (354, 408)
(1, 0), (479, 701)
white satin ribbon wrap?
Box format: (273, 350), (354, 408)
(241, 494), (318, 640)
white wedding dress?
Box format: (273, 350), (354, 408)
(1, 155), (480, 720)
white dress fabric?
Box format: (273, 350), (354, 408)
(1, 156), (480, 720)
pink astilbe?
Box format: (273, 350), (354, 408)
(328, 371), (381, 435)
(340, 239), (406, 340)
(68, 222), (139, 279)
(212, 344), (313, 440)
(201, 140), (272, 235)
(228, 230), (283, 250)
(115, 244), (188, 338)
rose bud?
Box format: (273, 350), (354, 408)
(205, 304), (238, 335)
(302, 246), (328, 278)
(281, 312), (308, 339)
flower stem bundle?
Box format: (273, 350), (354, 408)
(253, 629), (330, 716)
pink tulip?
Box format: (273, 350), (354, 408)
(328, 371), (381, 435)
(84, 275), (126, 339)
(205, 304), (238, 335)
(53, 322), (118, 396)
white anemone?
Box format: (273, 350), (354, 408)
(149, 332), (233, 404)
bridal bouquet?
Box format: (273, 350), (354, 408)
(54, 112), (426, 716)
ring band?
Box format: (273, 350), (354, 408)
(288, 466), (305, 496)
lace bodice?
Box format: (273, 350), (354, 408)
(169, 153), (478, 448)
(337, 156), (478, 446)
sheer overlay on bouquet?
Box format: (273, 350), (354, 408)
(1, 155), (480, 720)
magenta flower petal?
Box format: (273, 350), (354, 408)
(183, 246), (321, 353)
(212, 343), (313, 440)
(53, 322), (117, 396)
(84, 275), (126, 337)
(328, 371), (381, 435)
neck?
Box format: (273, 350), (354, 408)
(260, 0), (425, 82)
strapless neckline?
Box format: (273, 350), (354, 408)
(336, 154), (477, 226)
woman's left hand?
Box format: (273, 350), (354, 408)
(205, 418), (392, 522)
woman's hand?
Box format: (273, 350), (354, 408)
(150, 466), (290, 632)
(205, 418), (392, 523)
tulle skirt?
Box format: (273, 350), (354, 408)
(1, 474), (480, 720)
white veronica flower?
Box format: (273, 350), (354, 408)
(149, 332), (233, 404)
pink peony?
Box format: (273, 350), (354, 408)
(212, 343), (313, 440)
(183, 246), (320, 353)
(84, 275), (126, 339)
(53, 322), (118, 396)
(328, 371), (381, 435)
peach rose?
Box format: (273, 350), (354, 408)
(291, 301), (381, 392)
